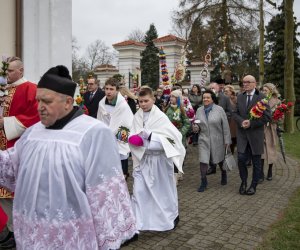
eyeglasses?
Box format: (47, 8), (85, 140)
(242, 81), (254, 84)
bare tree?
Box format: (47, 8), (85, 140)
(85, 39), (114, 70)
(170, 14), (191, 47)
(127, 29), (145, 42)
(72, 36), (82, 80)
(173, 0), (261, 59)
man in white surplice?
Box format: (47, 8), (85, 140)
(128, 87), (185, 231)
(97, 78), (133, 181)
(0, 66), (137, 250)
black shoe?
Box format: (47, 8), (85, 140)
(258, 178), (264, 184)
(0, 231), (12, 244)
(120, 233), (138, 247)
(267, 167), (272, 181)
(239, 182), (247, 195)
(173, 215), (180, 229)
(266, 176), (272, 181)
(207, 168), (216, 175)
(221, 171), (227, 185)
(197, 177), (207, 192)
(246, 186), (256, 195)
(0, 232), (16, 249)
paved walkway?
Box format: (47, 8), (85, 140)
(123, 146), (300, 250)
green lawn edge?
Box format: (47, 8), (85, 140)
(258, 125), (300, 250)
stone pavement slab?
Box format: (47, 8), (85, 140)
(123, 145), (300, 250)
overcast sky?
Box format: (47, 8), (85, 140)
(72, 0), (300, 57)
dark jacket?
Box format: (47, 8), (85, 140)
(127, 97), (137, 114)
(232, 89), (271, 155)
(83, 88), (105, 118)
(217, 92), (232, 119)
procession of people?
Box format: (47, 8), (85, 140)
(0, 56), (288, 249)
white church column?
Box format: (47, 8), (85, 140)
(23, 0), (72, 83)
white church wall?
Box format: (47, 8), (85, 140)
(23, 0), (72, 83)
(0, 0), (16, 57)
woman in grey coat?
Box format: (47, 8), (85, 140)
(193, 89), (231, 192)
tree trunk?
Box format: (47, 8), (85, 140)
(258, 0), (264, 87)
(284, 0), (295, 133)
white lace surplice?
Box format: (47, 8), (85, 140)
(0, 115), (137, 250)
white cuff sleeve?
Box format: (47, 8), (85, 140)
(148, 133), (164, 151)
(3, 116), (26, 141)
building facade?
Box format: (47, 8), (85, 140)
(0, 0), (72, 83)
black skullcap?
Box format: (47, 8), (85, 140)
(215, 78), (225, 85)
(38, 65), (76, 97)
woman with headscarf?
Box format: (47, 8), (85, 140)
(165, 89), (190, 184)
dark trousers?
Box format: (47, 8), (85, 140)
(121, 159), (128, 175)
(238, 144), (261, 187)
(191, 132), (198, 144)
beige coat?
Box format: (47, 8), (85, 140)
(262, 97), (281, 164)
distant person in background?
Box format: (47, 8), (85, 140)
(165, 89), (191, 185)
(209, 82), (232, 119)
(188, 84), (202, 146)
(154, 88), (164, 110)
(188, 84), (202, 111)
(237, 80), (245, 95)
(165, 89), (190, 148)
(215, 78), (225, 93)
(224, 85), (237, 154)
(83, 76), (105, 118)
(119, 85), (138, 114)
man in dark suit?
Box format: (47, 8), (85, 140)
(233, 75), (271, 195)
(83, 77), (105, 118)
(209, 82), (232, 119)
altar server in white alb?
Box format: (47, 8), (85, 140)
(0, 65), (137, 250)
(97, 77), (134, 181)
(128, 86), (185, 231)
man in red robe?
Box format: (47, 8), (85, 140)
(0, 56), (39, 248)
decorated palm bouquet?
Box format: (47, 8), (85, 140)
(0, 56), (9, 97)
(75, 95), (89, 115)
(249, 94), (271, 120)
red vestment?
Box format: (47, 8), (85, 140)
(0, 81), (40, 198)
(0, 206), (8, 232)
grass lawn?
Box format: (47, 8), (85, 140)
(282, 127), (300, 160)
(258, 121), (300, 249)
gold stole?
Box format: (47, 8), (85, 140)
(0, 86), (17, 198)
